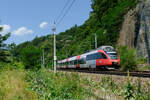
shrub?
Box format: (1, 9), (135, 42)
(124, 71), (135, 100)
(6, 62), (24, 70)
(12, 62), (25, 69)
(137, 57), (147, 64)
(100, 76), (118, 93)
(26, 69), (90, 100)
(20, 46), (42, 69)
(144, 65), (150, 70)
(0, 62), (24, 70)
(118, 46), (138, 71)
(0, 62), (6, 69)
(124, 80), (135, 100)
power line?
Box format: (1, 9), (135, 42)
(56, 0), (76, 26)
(55, 0), (71, 23)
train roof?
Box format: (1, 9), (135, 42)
(58, 49), (100, 62)
(98, 46), (115, 53)
(68, 56), (76, 61)
(58, 46), (115, 62)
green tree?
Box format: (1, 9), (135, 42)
(0, 26), (11, 64)
(20, 45), (42, 69)
(0, 27), (10, 49)
(118, 46), (137, 71)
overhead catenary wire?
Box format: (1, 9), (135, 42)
(56, 0), (76, 26)
(52, 0), (76, 74)
(55, 0), (71, 23)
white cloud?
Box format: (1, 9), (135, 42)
(0, 24), (11, 35)
(13, 27), (33, 36)
(39, 21), (48, 29)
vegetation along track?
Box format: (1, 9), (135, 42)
(58, 69), (150, 78)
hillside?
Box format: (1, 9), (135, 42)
(14, 0), (138, 67)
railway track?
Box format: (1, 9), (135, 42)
(58, 69), (150, 78)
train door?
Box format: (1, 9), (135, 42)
(82, 57), (87, 68)
(78, 58), (86, 68)
(86, 54), (96, 68)
(66, 59), (69, 68)
(76, 55), (80, 68)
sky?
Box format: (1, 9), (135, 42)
(0, 0), (92, 45)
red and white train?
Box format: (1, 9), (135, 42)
(57, 46), (120, 69)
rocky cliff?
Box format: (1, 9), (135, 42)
(118, 0), (150, 63)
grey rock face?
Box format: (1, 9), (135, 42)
(137, 0), (150, 63)
(118, 0), (150, 63)
(118, 9), (137, 48)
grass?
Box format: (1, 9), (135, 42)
(138, 64), (150, 71)
(26, 69), (92, 100)
(0, 69), (37, 100)
(0, 68), (92, 100)
(0, 67), (149, 100)
(82, 73), (150, 100)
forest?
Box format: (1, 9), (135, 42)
(0, 0), (137, 69)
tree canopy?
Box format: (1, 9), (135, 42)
(0, 26), (11, 64)
(14, 0), (138, 67)
(0, 27), (10, 49)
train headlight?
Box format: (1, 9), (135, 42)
(99, 61), (102, 63)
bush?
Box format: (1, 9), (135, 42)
(0, 50), (12, 63)
(7, 62), (25, 70)
(100, 76), (118, 93)
(137, 57), (147, 64)
(124, 72), (135, 100)
(124, 80), (135, 100)
(0, 62), (24, 70)
(118, 46), (137, 71)
(26, 69), (91, 100)
(20, 46), (42, 69)
(138, 65), (150, 71)
(0, 62), (6, 69)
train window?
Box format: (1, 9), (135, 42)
(95, 53), (107, 59)
(86, 55), (91, 60)
(86, 53), (107, 60)
(83, 59), (85, 64)
(74, 60), (78, 65)
(70, 61), (72, 65)
(102, 53), (107, 59)
(86, 54), (96, 60)
(66, 62), (69, 65)
(95, 53), (102, 59)
(78, 58), (85, 64)
(70, 61), (74, 65)
(107, 53), (118, 59)
(69, 61), (71, 65)
(93, 54), (97, 59)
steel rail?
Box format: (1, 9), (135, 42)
(58, 69), (150, 78)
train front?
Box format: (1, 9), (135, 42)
(107, 52), (120, 68)
(100, 46), (120, 68)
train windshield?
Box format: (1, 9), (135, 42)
(107, 53), (118, 60)
(103, 47), (115, 52)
